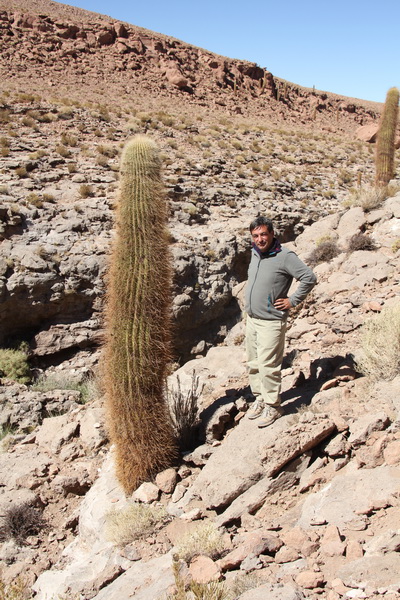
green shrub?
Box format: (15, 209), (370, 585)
(0, 348), (31, 384)
(105, 503), (167, 546)
(392, 239), (400, 253)
(356, 303), (400, 380)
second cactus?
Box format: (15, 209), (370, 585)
(375, 87), (399, 186)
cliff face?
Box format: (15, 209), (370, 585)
(0, 0), (381, 131)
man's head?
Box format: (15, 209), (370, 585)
(249, 217), (274, 253)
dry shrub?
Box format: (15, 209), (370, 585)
(105, 502), (167, 546)
(79, 184), (93, 198)
(168, 371), (203, 451)
(0, 577), (30, 600)
(349, 185), (387, 212)
(31, 372), (98, 404)
(307, 240), (340, 266)
(356, 303), (400, 380)
(0, 502), (46, 544)
(228, 573), (261, 598)
(175, 521), (225, 563)
(15, 167), (28, 178)
(347, 233), (377, 252)
(186, 581), (227, 600)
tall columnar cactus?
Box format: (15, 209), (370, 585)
(104, 135), (177, 494)
(375, 87), (399, 186)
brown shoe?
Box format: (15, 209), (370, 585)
(257, 405), (283, 428)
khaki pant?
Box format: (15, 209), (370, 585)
(245, 315), (287, 407)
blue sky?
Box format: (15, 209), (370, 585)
(61, 0), (399, 103)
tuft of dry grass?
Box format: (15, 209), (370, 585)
(79, 184), (93, 198)
(0, 577), (30, 600)
(105, 502), (167, 546)
(356, 303), (400, 381)
(348, 185), (387, 212)
(174, 521), (225, 563)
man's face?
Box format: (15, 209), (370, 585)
(251, 225), (274, 252)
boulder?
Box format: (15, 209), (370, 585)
(189, 555), (220, 583)
(298, 463), (400, 528)
(355, 124), (378, 143)
(338, 553), (400, 589)
(185, 412), (334, 510)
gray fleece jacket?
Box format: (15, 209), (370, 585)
(245, 244), (316, 321)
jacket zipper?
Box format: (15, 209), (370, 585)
(249, 253), (260, 316)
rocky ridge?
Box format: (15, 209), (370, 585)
(0, 0), (382, 130)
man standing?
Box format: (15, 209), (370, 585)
(245, 216), (316, 428)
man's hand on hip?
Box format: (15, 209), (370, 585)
(274, 297), (292, 311)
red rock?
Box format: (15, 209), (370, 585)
(155, 468), (177, 494)
(296, 570), (325, 589)
(274, 546), (299, 563)
(97, 30), (115, 46)
(346, 540), (364, 561)
(165, 67), (188, 89)
(356, 124), (379, 143)
(189, 556), (220, 583)
(281, 526), (310, 551)
(383, 440), (400, 465)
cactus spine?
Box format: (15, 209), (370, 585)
(104, 135), (176, 493)
(375, 87), (399, 186)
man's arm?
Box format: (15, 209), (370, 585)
(285, 251), (317, 308)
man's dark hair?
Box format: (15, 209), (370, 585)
(249, 216), (274, 233)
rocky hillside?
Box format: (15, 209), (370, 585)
(1, 193), (399, 600)
(0, 86), (388, 362)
